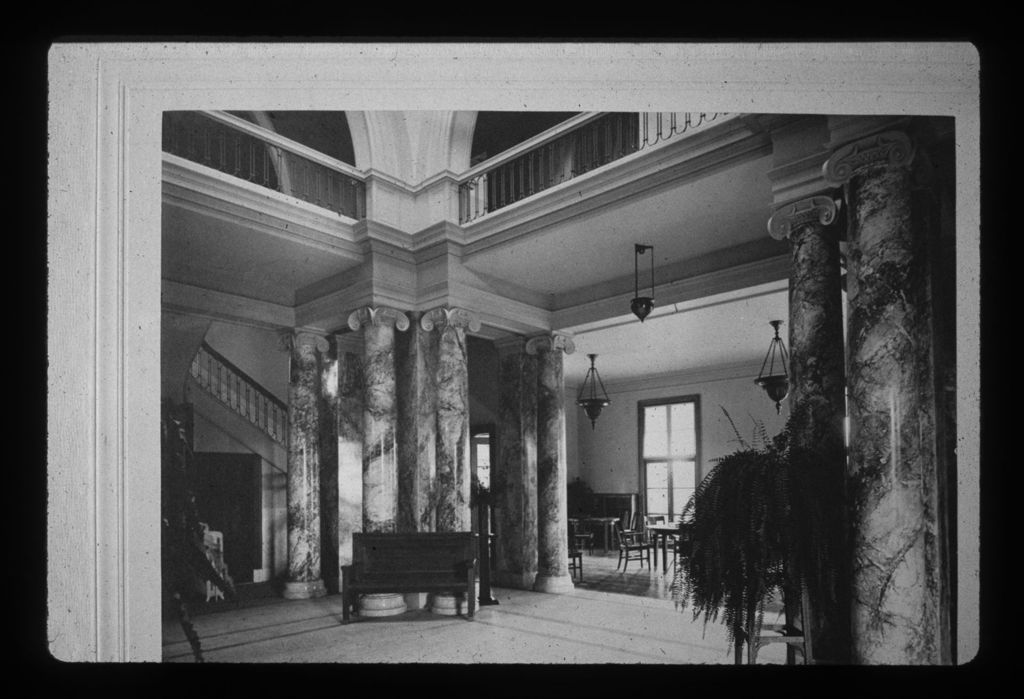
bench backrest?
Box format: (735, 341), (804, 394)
(350, 532), (477, 585)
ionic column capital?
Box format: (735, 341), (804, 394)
(279, 330), (330, 354)
(525, 333), (576, 356)
(822, 130), (916, 186)
(346, 306), (411, 332)
(419, 306), (482, 333)
(767, 195), (841, 241)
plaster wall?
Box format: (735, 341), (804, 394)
(573, 366), (789, 496)
(203, 321), (290, 403)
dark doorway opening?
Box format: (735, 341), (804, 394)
(193, 452), (262, 584)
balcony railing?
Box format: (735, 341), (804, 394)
(458, 112), (724, 224)
(163, 111), (366, 220)
(190, 342), (288, 445)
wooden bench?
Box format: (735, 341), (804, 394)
(341, 532), (478, 623)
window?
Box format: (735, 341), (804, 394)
(639, 396), (700, 521)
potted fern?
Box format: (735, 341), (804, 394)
(671, 407), (844, 664)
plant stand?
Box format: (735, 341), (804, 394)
(742, 586), (813, 665)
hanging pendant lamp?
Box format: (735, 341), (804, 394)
(631, 243), (655, 322)
(754, 320), (790, 414)
(576, 354), (611, 429)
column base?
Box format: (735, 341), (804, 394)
(492, 570), (537, 590)
(533, 573), (575, 594)
(430, 592), (468, 616)
(357, 593), (407, 617)
(282, 579), (327, 600)
(403, 592), (430, 610)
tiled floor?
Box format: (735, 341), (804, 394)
(163, 549), (788, 664)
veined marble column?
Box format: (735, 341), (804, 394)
(492, 337), (539, 590)
(347, 306), (409, 617)
(281, 331), (328, 599)
(335, 333), (364, 577)
(824, 130), (948, 664)
(395, 312), (438, 534)
(424, 308), (479, 532)
(318, 337), (341, 594)
(527, 333), (576, 594)
(768, 194), (849, 662)
(421, 307), (479, 616)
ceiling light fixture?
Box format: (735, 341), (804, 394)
(631, 243), (655, 322)
(576, 354), (611, 429)
(754, 320), (790, 414)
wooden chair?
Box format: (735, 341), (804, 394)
(569, 518), (595, 555)
(644, 514), (666, 544)
(614, 520), (651, 572)
(567, 520), (584, 581)
(671, 521), (692, 567)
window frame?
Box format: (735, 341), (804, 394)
(637, 394), (702, 522)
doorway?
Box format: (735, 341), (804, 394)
(192, 452), (262, 584)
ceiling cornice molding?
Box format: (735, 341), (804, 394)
(163, 154), (364, 260)
(553, 254), (790, 331)
(568, 359), (762, 396)
(353, 219), (415, 255)
(161, 279), (295, 330)
(410, 221), (466, 262)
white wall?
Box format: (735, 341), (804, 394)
(204, 321), (290, 404)
(573, 364), (789, 496)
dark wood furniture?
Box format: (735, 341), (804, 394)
(569, 518), (595, 555)
(646, 521), (683, 571)
(341, 532), (477, 622)
(613, 520), (651, 572)
(567, 520), (584, 581)
(741, 586), (812, 665)
(592, 492), (639, 524)
(571, 516), (619, 552)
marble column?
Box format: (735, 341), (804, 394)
(395, 313), (438, 534)
(824, 129), (948, 664)
(281, 331), (328, 599)
(394, 311), (438, 613)
(421, 307), (480, 615)
(492, 337), (539, 590)
(768, 194), (849, 662)
(347, 306), (409, 617)
(527, 333), (576, 594)
(335, 333), (364, 577)
(318, 336), (341, 595)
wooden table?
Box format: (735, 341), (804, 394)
(646, 522), (682, 571)
(569, 516), (621, 553)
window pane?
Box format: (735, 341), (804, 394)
(671, 460), (695, 489)
(643, 405), (668, 456)
(647, 488), (668, 516)
(672, 488), (694, 517)
(646, 461), (668, 489)
(670, 402), (696, 456)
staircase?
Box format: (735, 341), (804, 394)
(189, 341), (288, 446)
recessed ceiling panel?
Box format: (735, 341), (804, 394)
(462, 154), (773, 299)
(162, 201), (362, 306)
(564, 287), (788, 387)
